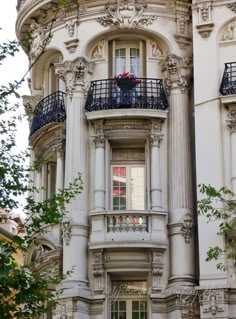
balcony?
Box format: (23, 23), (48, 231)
(29, 91), (66, 138)
(85, 78), (169, 112)
(220, 62), (236, 95)
(89, 210), (168, 249)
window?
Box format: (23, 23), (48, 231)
(111, 148), (145, 210)
(109, 39), (146, 77)
(111, 281), (147, 319)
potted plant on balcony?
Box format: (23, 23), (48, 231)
(114, 72), (141, 91)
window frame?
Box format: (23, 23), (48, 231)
(110, 146), (146, 211)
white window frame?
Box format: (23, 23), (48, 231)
(111, 164), (145, 211)
(111, 39), (146, 77)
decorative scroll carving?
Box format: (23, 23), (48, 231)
(221, 20), (236, 41)
(55, 58), (95, 98)
(92, 251), (104, 292)
(22, 95), (42, 120)
(93, 121), (105, 148)
(196, 2), (214, 38)
(161, 54), (192, 94)
(91, 40), (105, 59)
(59, 304), (73, 319)
(227, 2), (236, 13)
(181, 213), (193, 243)
(61, 217), (72, 245)
(96, 0), (157, 29)
(29, 20), (52, 62)
(149, 121), (163, 147)
(64, 39), (79, 53)
(66, 19), (78, 37)
(150, 39), (163, 58)
(152, 250), (164, 290)
(200, 289), (227, 316)
(174, 1), (191, 48)
(227, 106), (236, 133)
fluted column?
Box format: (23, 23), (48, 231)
(55, 58), (94, 291)
(227, 105), (236, 193)
(161, 54), (195, 286)
(93, 121), (105, 211)
(149, 120), (163, 210)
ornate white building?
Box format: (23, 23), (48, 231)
(16, 0), (236, 318)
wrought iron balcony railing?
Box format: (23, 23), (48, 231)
(85, 78), (169, 112)
(220, 62), (236, 95)
(29, 91), (66, 138)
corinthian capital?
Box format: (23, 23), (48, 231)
(55, 57), (95, 99)
(161, 54), (192, 94)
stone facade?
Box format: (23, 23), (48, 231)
(16, 0), (236, 318)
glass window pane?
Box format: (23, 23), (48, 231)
(119, 301), (126, 311)
(112, 167), (127, 210)
(132, 301), (139, 311)
(130, 48), (140, 76)
(130, 167), (144, 210)
(115, 48), (126, 75)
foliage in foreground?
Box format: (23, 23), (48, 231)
(0, 35), (82, 318)
(198, 184), (236, 270)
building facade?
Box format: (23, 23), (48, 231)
(16, 0), (236, 318)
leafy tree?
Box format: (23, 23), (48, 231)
(0, 26), (82, 319)
(198, 184), (236, 270)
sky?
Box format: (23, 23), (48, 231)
(0, 0), (30, 150)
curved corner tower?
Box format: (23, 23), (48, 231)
(16, 0), (236, 318)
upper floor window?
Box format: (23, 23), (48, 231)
(110, 39), (146, 77)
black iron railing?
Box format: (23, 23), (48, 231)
(29, 91), (66, 138)
(220, 62), (236, 95)
(85, 78), (169, 112)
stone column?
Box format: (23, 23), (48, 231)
(149, 120), (163, 210)
(93, 121), (105, 211)
(227, 105), (236, 193)
(161, 54), (195, 286)
(55, 58), (94, 293)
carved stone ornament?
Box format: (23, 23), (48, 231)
(22, 95), (42, 120)
(96, 0), (157, 29)
(55, 58), (95, 99)
(200, 289), (228, 316)
(181, 213), (193, 243)
(227, 105), (236, 132)
(150, 39), (163, 58)
(196, 2), (214, 38)
(64, 39), (79, 53)
(59, 304), (72, 319)
(61, 217), (72, 245)
(149, 121), (163, 147)
(93, 121), (105, 148)
(91, 40), (105, 59)
(151, 250), (164, 290)
(161, 54), (192, 95)
(66, 19), (78, 37)
(227, 2), (236, 13)
(29, 20), (52, 63)
(221, 19), (236, 41)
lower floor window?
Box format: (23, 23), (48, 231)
(111, 300), (147, 319)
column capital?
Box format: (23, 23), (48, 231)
(55, 57), (95, 99)
(93, 120), (105, 148)
(161, 53), (192, 94)
(149, 120), (163, 147)
(52, 140), (65, 157)
(227, 105), (236, 133)
(22, 94), (42, 121)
